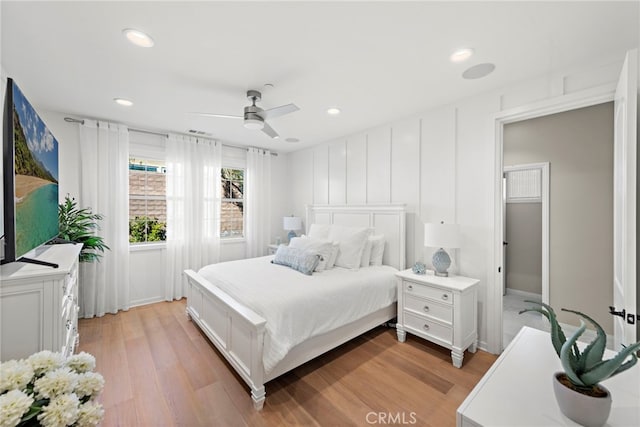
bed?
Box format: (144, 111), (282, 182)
(184, 204), (406, 410)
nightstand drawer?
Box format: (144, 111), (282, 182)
(404, 282), (453, 305)
(404, 312), (452, 344)
(404, 294), (452, 324)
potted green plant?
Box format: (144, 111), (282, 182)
(520, 302), (640, 427)
(58, 195), (109, 262)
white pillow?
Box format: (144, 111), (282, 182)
(326, 242), (340, 269)
(369, 235), (385, 266)
(288, 236), (334, 272)
(328, 225), (372, 270)
(360, 239), (373, 268)
(308, 224), (331, 239)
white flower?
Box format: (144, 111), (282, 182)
(65, 352), (96, 374)
(0, 360), (34, 393)
(33, 367), (77, 400)
(0, 389), (34, 427)
(37, 393), (80, 427)
(27, 351), (64, 377)
(76, 401), (104, 427)
(74, 372), (104, 399)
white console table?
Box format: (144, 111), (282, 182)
(457, 326), (640, 427)
(1, 244), (82, 361)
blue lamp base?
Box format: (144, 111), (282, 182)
(287, 230), (297, 241)
(432, 248), (451, 277)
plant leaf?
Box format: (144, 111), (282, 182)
(560, 320), (587, 386)
(561, 308), (607, 373)
(580, 341), (640, 386)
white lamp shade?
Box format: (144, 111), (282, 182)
(424, 223), (460, 249)
(283, 216), (302, 231)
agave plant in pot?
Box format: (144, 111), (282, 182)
(520, 302), (640, 427)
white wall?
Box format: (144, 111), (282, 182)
(27, 112), (289, 308)
(286, 53), (627, 350)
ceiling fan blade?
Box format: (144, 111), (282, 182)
(261, 122), (279, 139)
(260, 103), (300, 120)
(190, 112), (242, 119)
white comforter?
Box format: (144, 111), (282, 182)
(197, 256), (397, 374)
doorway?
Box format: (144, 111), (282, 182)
(494, 101), (616, 353)
(502, 163), (549, 348)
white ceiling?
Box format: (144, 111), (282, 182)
(2, 1), (638, 152)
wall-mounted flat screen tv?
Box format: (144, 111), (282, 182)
(2, 78), (59, 265)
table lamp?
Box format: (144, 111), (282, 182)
(424, 222), (460, 277)
(283, 216), (302, 241)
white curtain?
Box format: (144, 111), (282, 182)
(78, 120), (130, 318)
(245, 148), (272, 258)
(165, 134), (221, 300)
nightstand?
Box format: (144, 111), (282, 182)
(396, 269), (478, 368)
(267, 244), (280, 255)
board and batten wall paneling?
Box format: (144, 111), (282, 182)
(328, 140), (347, 205)
(391, 117), (421, 266)
(287, 149), (313, 228)
(367, 126), (392, 203)
(346, 134), (367, 204)
(420, 106), (457, 268)
(456, 92), (501, 343)
(313, 145), (329, 205)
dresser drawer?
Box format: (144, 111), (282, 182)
(404, 294), (452, 324)
(404, 281), (453, 305)
(404, 312), (452, 344)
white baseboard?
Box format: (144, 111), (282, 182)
(129, 296), (165, 308)
(505, 288), (541, 300)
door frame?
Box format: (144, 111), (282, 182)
(503, 162), (550, 305)
(489, 86), (615, 354)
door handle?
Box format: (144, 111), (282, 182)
(609, 306), (625, 318)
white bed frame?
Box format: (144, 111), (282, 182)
(184, 204), (406, 410)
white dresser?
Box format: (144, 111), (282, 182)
(457, 326), (640, 426)
(396, 269), (478, 368)
(1, 244), (82, 361)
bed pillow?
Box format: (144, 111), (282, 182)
(308, 223), (331, 239)
(288, 236), (334, 272)
(360, 239), (373, 268)
(369, 235), (386, 266)
(328, 225), (372, 270)
(326, 242), (340, 269)
(271, 246), (320, 275)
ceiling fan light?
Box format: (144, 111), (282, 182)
(244, 118), (264, 130)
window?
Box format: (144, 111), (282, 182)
(220, 168), (244, 238)
(129, 157), (167, 243)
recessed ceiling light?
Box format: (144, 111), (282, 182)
(462, 63), (496, 79)
(114, 98), (133, 107)
(450, 48), (474, 63)
(285, 137), (300, 143)
(122, 28), (154, 48)
(327, 107), (341, 115)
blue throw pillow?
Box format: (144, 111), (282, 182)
(271, 246), (320, 275)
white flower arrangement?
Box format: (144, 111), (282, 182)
(0, 351), (104, 427)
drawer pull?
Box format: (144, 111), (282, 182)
(423, 324), (430, 331)
(442, 294), (449, 301)
(407, 285), (413, 291)
(423, 305), (430, 312)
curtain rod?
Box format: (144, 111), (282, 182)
(63, 117), (278, 156)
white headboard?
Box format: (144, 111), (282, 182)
(305, 204), (406, 270)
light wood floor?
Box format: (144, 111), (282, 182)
(78, 300), (497, 427)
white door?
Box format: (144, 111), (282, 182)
(613, 49), (638, 348)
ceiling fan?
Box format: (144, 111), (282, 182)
(192, 90), (299, 139)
